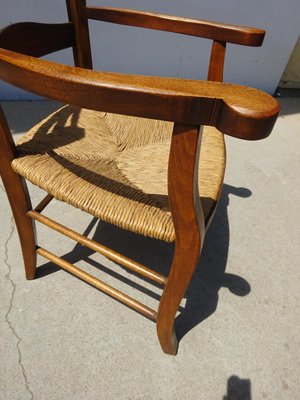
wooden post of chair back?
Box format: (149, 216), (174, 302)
(208, 40), (226, 82)
(66, 0), (93, 68)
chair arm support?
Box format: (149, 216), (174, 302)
(0, 22), (75, 57)
(86, 7), (265, 47)
(0, 48), (279, 140)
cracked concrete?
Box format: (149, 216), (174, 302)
(4, 217), (34, 400)
(0, 197), (33, 399)
(0, 99), (299, 399)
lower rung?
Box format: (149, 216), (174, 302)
(36, 247), (157, 321)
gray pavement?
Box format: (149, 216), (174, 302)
(0, 99), (299, 399)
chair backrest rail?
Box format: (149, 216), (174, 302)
(0, 22), (74, 57)
(85, 6), (265, 47)
(82, 5), (264, 84)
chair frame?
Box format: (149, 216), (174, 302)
(0, 0), (279, 355)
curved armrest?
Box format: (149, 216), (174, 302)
(86, 7), (265, 47)
(0, 48), (279, 140)
(0, 22), (74, 57)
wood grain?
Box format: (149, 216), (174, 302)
(66, 0), (93, 68)
(157, 123), (204, 354)
(86, 7), (265, 46)
(208, 40), (226, 82)
(0, 106), (36, 279)
(0, 1), (280, 355)
(0, 48), (280, 140)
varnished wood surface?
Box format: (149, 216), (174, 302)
(0, 48), (280, 140)
(157, 124), (204, 354)
(0, 106), (36, 279)
(36, 247), (157, 321)
(34, 194), (54, 213)
(66, 0), (93, 68)
(0, 0), (280, 354)
(208, 40), (227, 82)
(0, 22), (74, 57)
(28, 210), (166, 286)
(86, 7), (265, 46)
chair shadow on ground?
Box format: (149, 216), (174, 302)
(223, 376), (252, 400)
(35, 183), (252, 343)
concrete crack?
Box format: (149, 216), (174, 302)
(4, 216), (34, 400)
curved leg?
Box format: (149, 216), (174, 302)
(157, 238), (202, 354)
(0, 106), (36, 279)
(157, 123), (205, 355)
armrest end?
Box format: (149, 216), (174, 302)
(216, 94), (280, 140)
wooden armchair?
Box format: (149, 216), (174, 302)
(0, 0), (279, 355)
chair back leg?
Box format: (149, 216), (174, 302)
(0, 106), (36, 279)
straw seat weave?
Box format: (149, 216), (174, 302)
(12, 105), (226, 242)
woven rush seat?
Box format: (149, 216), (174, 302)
(12, 105), (225, 242)
(0, 1), (280, 355)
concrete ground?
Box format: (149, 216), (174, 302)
(0, 98), (299, 399)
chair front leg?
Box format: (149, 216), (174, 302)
(0, 106), (36, 279)
(156, 123), (204, 355)
(157, 233), (202, 354)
